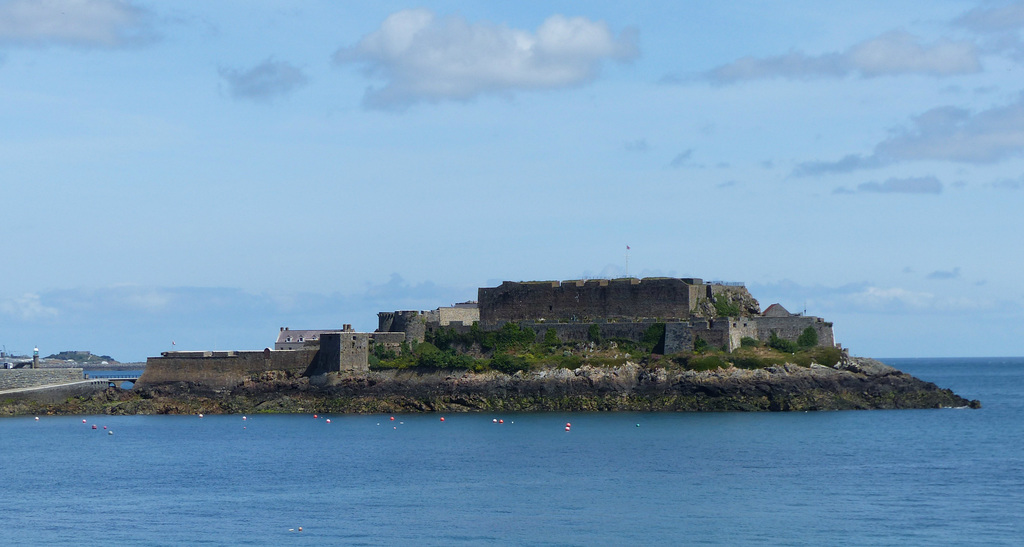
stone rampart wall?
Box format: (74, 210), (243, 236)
(137, 350), (317, 390)
(516, 321), (660, 344)
(478, 278), (705, 322)
(438, 306), (479, 326)
(0, 369), (84, 391)
(753, 317), (835, 347)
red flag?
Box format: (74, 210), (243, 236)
(626, 245), (630, 250)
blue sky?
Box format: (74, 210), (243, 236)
(2, 0), (1023, 361)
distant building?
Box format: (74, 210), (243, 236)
(275, 327), (336, 351)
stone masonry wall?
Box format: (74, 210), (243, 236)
(316, 332), (369, 375)
(438, 306), (480, 326)
(753, 317), (835, 347)
(0, 369), (84, 391)
(137, 350), (316, 390)
(478, 278), (705, 323)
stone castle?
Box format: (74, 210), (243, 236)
(140, 277), (834, 387)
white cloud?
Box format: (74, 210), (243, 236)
(752, 281), (994, 316)
(834, 176), (943, 195)
(0, 293), (59, 320)
(334, 9), (638, 109)
(219, 59), (308, 102)
(848, 31), (980, 77)
(797, 95), (1024, 175)
(669, 148), (693, 168)
(624, 138), (649, 152)
(955, 2), (1024, 33)
(697, 31), (979, 84)
(0, 0), (154, 48)
(927, 267), (961, 280)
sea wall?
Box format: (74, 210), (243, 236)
(0, 369), (84, 390)
(0, 380), (108, 404)
(137, 350), (317, 390)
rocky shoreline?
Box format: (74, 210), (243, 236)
(0, 356), (979, 416)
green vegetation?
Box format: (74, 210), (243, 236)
(376, 321), (839, 376)
(640, 323), (666, 353)
(713, 296), (740, 317)
(797, 327), (819, 348)
(768, 331), (798, 353)
(693, 336), (708, 353)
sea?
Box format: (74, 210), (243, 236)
(1, 357), (1021, 546)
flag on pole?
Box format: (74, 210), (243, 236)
(626, 245), (630, 250)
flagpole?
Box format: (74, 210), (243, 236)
(625, 245), (630, 278)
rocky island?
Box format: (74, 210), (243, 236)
(0, 277), (979, 416)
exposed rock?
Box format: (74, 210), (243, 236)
(0, 357), (979, 416)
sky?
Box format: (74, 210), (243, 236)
(2, 0), (1023, 361)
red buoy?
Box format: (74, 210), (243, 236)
(390, 416), (395, 421)
(499, 419), (504, 424)
(440, 417), (445, 422)
(92, 425), (97, 429)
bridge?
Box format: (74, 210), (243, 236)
(85, 372), (141, 387)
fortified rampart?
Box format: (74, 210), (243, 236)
(478, 278), (710, 323)
(137, 350), (318, 390)
(754, 316), (834, 346)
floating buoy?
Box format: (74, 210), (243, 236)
(92, 425), (97, 429)
(493, 419), (498, 423)
(35, 417), (39, 421)
(440, 417), (445, 422)
(314, 414), (318, 419)
(108, 430), (113, 435)
(83, 419), (87, 423)
(242, 416), (247, 421)
(103, 426), (107, 430)
(326, 419), (331, 423)
(499, 419), (504, 424)
(566, 422), (571, 427)
(636, 423), (640, 427)
(393, 426), (397, 430)
(199, 414), (204, 418)
(390, 416), (395, 421)
(298, 527), (303, 532)
(565, 426), (571, 431)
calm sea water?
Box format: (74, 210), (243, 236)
(1, 357), (1021, 546)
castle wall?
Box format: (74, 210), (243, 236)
(379, 311), (428, 342)
(317, 333), (369, 374)
(517, 321), (663, 345)
(752, 316), (835, 347)
(137, 350), (316, 390)
(438, 305), (479, 326)
(478, 277), (704, 323)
